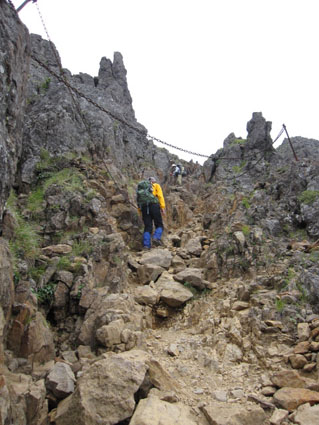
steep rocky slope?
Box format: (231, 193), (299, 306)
(2, 2), (319, 424)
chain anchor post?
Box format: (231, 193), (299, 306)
(283, 124), (298, 161)
(16, 0), (37, 13)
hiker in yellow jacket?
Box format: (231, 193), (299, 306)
(139, 177), (165, 249)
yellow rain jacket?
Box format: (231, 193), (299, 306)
(152, 183), (165, 210)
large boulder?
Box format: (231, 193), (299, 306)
(55, 350), (149, 425)
(19, 312), (55, 363)
(156, 272), (193, 307)
(46, 362), (75, 399)
(201, 401), (267, 425)
(130, 395), (199, 425)
(78, 291), (149, 350)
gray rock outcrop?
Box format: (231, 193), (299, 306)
(0, 1), (30, 219)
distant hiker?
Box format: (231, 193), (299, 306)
(171, 163), (185, 186)
(136, 176), (166, 249)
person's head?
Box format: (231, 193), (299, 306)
(149, 177), (156, 183)
(171, 163), (176, 167)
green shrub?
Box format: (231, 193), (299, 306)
(275, 298), (286, 312)
(57, 256), (72, 270)
(71, 240), (93, 256)
(29, 264), (47, 281)
(242, 198), (250, 209)
(40, 77), (51, 93)
(7, 192), (41, 261)
(296, 282), (307, 304)
(10, 221), (40, 260)
(241, 225), (250, 236)
(230, 138), (247, 146)
(183, 282), (211, 299)
(43, 168), (84, 192)
(35, 149), (60, 176)
(35, 283), (56, 305)
(298, 190), (319, 205)
(232, 161), (246, 174)
(27, 187), (45, 215)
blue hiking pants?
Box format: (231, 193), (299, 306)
(141, 203), (163, 247)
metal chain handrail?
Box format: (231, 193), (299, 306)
(219, 127), (285, 181)
(30, 1), (298, 186)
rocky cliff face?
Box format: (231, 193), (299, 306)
(0, 0), (30, 220)
(2, 1), (319, 425)
(18, 34), (181, 190)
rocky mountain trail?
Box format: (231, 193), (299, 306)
(2, 2), (319, 423)
(3, 148), (319, 424)
(2, 139), (319, 424)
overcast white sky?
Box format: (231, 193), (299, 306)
(12, 0), (319, 164)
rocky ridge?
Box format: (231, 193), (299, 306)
(2, 1), (319, 424)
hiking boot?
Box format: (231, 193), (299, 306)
(152, 238), (162, 247)
(142, 246), (151, 251)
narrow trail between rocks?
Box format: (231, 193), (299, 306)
(127, 225), (269, 421)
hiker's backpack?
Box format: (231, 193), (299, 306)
(174, 165), (181, 177)
(180, 165), (187, 177)
(136, 180), (159, 208)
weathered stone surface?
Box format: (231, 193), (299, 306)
(42, 244), (72, 255)
(297, 323), (310, 342)
(0, 307), (5, 369)
(201, 401), (267, 425)
(20, 33), (175, 188)
(271, 370), (315, 390)
(0, 239), (14, 325)
(55, 350), (149, 425)
(137, 263), (165, 284)
(19, 311), (55, 362)
(140, 249), (173, 269)
(130, 395), (198, 425)
(7, 305), (34, 355)
(96, 319), (124, 348)
(289, 354), (308, 369)
(269, 408), (289, 425)
(53, 282), (69, 321)
(294, 341), (310, 354)
(25, 379), (48, 425)
(310, 341), (319, 351)
(174, 268), (205, 289)
(55, 270), (74, 287)
(223, 343), (243, 364)
(78, 292), (146, 348)
(0, 1), (30, 219)
(273, 387), (319, 411)
(61, 350), (78, 364)
(233, 231), (247, 252)
(156, 272), (193, 307)
(134, 286), (159, 306)
(146, 358), (181, 393)
(46, 362), (75, 399)
(232, 301), (249, 311)
(300, 268), (319, 314)
(184, 236), (203, 256)
(159, 282), (193, 307)
(2, 372), (31, 425)
(294, 403), (319, 425)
